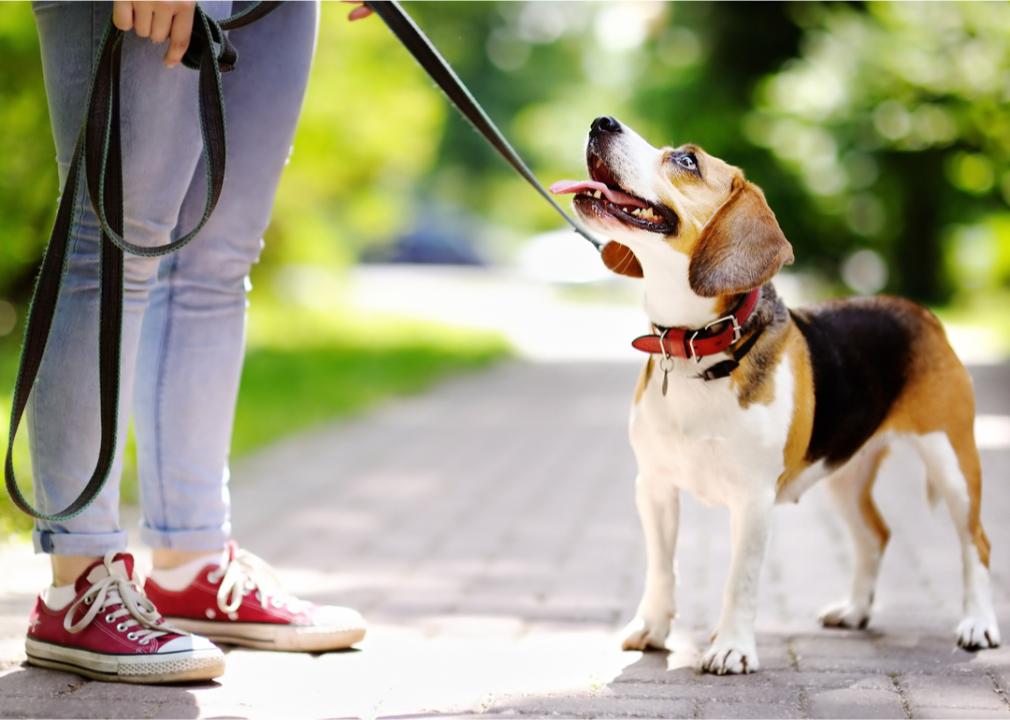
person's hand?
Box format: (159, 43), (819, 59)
(112, 1), (196, 68)
(342, 1), (373, 22)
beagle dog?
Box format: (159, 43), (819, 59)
(551, 116), (1001, 674)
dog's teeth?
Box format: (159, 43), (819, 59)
(593, 190), (602, 199)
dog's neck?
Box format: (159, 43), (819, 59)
(635, 246), (722, 329)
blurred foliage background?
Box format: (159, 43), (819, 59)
(2, 1), (1010, 317)
(2, 1), (1009, 530)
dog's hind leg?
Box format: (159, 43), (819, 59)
(819, 442), (891, 630)
(621, 476), (679, 651)
(913, 429), (1000, 650)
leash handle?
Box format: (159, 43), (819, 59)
(367, 1), (603, 250)
(5, 2), (280, 522)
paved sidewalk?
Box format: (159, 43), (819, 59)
(1, 360), (1009, 719)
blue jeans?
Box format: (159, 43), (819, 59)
(29, 1), (318, 555)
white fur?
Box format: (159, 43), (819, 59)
(621, 351), (793, 673)
(912, 432), (1000, 648)
(578, 120), (1001, 673)
(817, 437), (892, 630)
(584, 123), (795, 673)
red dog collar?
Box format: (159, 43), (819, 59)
(632, 288), (761, 361)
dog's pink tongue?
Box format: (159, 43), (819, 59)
(550, 179), (647, 208)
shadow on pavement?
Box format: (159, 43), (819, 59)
(0, 663), (206, 718)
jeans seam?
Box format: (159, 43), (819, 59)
(34, 3), (100, 537)
(31, 173), (91, 532)
(151, 256), (180, 544)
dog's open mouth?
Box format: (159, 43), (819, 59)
(551, 156), (678, 235)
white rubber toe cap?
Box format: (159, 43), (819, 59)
(158, 633), (221, 654)
(312, 606), (367, 632)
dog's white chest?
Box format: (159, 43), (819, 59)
(629, 358), (794, 506)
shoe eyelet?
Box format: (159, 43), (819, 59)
(84, 597), (93, 605)
(105, 614), (115, 623)
(139, 639), (150, 646)
(126, 632), (138, 640)
(116, 623), (128, 632)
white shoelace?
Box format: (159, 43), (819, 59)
(210, 548), (309, 615)
(64, 552), (171, 645)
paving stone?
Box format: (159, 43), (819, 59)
(490, 692), (696, 719)
(697, 700), (804, 719)
(901, 674), (1010, 711)
(0, 361), (1007, 718)
(909, 708), (1010, 719)
(806, 687), (905, 719)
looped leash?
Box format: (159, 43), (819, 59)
(6, 1), (595, 522)
(5, 2), (281, 522)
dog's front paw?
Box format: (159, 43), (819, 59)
(620, 614), (671, 651)
(819, 599), (871, 630)
(701, 635), (759, 675)
(957, 615), (1001, 650)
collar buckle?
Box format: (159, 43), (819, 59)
(687, 314), (742, 362)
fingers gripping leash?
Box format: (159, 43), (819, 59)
(5, 1), (599, 521)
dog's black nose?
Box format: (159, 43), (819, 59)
(590, 116), (622, 137)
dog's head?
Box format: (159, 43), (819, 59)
(552, 116), (793, 298)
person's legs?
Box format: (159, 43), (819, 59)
(130, 3), (363, 651)
(24, 0), (232, 682)
(134, 1), (318, 563)
(29, 0), (230, 574)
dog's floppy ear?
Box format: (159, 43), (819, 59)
(688, 177), (793, 297)
(601, 241), (643, 278)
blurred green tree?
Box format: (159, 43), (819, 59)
(747, 2), (1010, 302)
(2, 1), (1008, 319)
(0, 5), (57, 308)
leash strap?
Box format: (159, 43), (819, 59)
(698, 323), (766, 382)
(367, 1), (602, 250)
(5, 2), (280, 521)
(7, 0), (589, 521)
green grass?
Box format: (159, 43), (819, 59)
(1, 296), (509, 537)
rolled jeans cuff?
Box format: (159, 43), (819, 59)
(33, 528), (128, 556)
(140, 521), (232, 552)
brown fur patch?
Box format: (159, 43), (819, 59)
(635, 356), (654, 404)
(777, 322), (815, 493)
(859, 446), (892, 548)
(728, 285), (791, 409)
(878, 299), (990, 566)
(731, 324), (787, 408)
(688, 177), (794, 298)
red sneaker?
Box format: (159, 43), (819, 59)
(144, 542), (366, 652)
(25, 553), (224, 684)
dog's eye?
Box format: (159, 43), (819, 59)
(677, 153), (697, 171)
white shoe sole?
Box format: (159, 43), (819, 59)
(25, 637), (225, 684)
(166, 616), (366, 652)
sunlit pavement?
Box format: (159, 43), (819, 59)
(2, 269), (1010, 718)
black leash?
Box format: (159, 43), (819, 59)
(6, 0), (595, 521)
(5, 3), (281, 521)
(367, 1), (602, 250)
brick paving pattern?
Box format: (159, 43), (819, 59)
(1, 361), (1008, 718)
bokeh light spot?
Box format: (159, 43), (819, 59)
(841, 249), (888, 295)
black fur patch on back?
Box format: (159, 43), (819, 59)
(791, 301), (913, 467)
